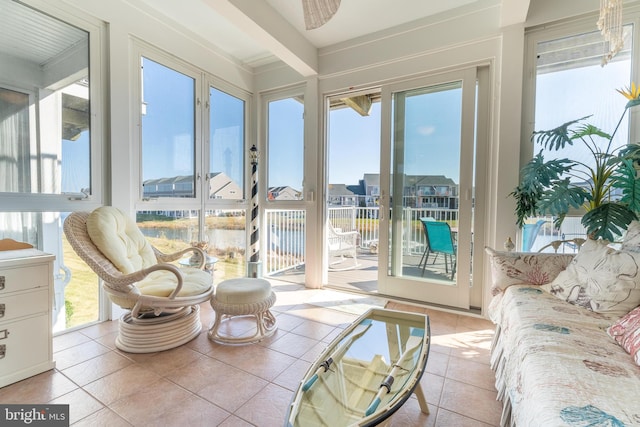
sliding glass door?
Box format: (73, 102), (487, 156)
(378, 69), (478, 309)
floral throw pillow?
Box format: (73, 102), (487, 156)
(484, 247), (574, 296)
(607, 306), (640, 366)
(541, 238), (640, 318)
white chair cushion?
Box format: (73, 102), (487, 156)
(215, 278), (272, 304)
(87, 206), (157, 274)
(138, 268), (212, 297)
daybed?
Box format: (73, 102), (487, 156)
(486, 226), (640, 427)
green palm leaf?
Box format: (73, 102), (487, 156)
(519, 152), (574, 191)
(613, 158), (640, 212)
(582, 203), (636, 241)
(570, 123), (611, 141)
(532, 116), (590, 151)
(536, 179), (590, 216)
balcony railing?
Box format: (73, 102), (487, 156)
(263, 208), (588, 276)
(265, 206), (460, 275)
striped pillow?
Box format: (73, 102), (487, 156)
(607, 306), (640, 365)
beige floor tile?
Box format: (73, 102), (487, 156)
(387, 395), (436, 427)
(446, 356), (497, 391)
(0, 370), (78, 403)
(271, 312), (307, 332)
(425, 350), (449, 377)
(299, 339), (331, 363)
(272, 358), (312, 391)
(220, 344), (297, 381)
(183, 330), (217, 354)
(54, 341), (111, 370)
(109, 378), (193, 424)
(78, 320), (120, 340)
(138, 395), (230, 427)
(53, 330), (92, 352)
(49, 388), (104, 424)
(234, 383), (293, 426)
(290, 319), (338, 341)
(61, 352), (133, 386)
(436, 407), (497, 426)
(1, 286), (503, 427)
(83, 365), (162, 406)
(439, 378), (502, 425)
(72, 407), (131, 427)
(138, 345), (202, 376)
(196, 365), (268, 413)
(166, 355), (230, 393)
(420, 372), (445, 407)
(265, 330), (320, 358)
(93, 331), (120, 350)
(217, 415), (254, 426)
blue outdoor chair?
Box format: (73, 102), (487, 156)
(418, 218), (457, 280)
(522, 219), (547, 252)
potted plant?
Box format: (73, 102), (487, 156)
(511, 84), (640, 241)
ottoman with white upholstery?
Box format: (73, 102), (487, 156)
(208, 278), (277, 344)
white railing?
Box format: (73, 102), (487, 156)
(265, 206), (460, 275)
(265, 209), (306, 275)
(263, 208), (588, 276)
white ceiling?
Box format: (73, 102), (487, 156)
(128, 0), (492, 70)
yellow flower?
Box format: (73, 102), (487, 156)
(617, 82), (640, 100)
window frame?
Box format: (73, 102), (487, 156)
(0, 4), (106, 213)
(132, 41), (253, 240)
(261, 85), (306, 208)
(522, 10), (640, 169)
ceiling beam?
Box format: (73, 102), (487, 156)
(500, 0), (531, 27)
(202, 0), (318, 76)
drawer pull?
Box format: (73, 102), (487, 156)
(0, 303), (4, 318)
(0, 344), (5, 359)
(0, 276), (4, 290)
(0, 329), (8, 340)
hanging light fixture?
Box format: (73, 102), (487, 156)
(597, 0), (624, 66)
(302, 0), (341, 30)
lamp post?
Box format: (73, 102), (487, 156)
(248, 144), (261, 278)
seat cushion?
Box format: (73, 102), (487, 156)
(138, 267), (212, 297)
(87, 206), (156, 274)
(215, 278), (272, 304)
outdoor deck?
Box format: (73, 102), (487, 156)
(270, 248), (456, 295)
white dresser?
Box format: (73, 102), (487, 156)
(0, 249), (55, 388)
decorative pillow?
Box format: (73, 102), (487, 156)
(541, 238), (640, 317)
(484, 247), (574, 296)
(87, 206), (157, 274)
(622, 220), (640, 252)
(607, 306), (640, 366)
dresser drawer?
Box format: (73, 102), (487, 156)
(0, 315), (52, 385)
(0, 264), (50, 294)
(0, 288), (49, 323)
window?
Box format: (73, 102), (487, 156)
(523, 20), (634, 251)
(267, 95), (304, 200)
(141, 57), (195, 199)
(0, 20), (90, 196)
(0, 0), (105, 331)
(136, 45), (252, 280)
(209, 87), (245, 200)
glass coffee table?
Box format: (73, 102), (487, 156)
(286, 308), (430, 427)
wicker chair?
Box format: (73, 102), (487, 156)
(63, 207), (213, 353)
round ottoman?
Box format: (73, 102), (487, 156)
(208, 278), (277, 344)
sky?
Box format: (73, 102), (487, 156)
(329, 85), (462, 187)
(61, 45), (632, 195)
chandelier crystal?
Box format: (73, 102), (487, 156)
(597, 0), (624, 66)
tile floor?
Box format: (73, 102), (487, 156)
(0, 280), (502, 426)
